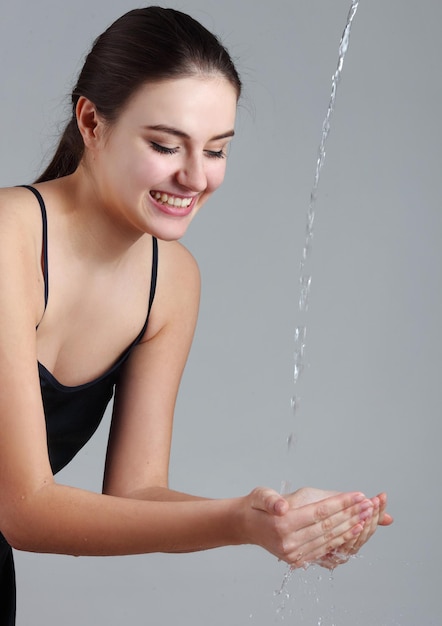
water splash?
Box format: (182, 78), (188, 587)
(273, 567), (295, 620)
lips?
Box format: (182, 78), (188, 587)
(149, 190), (196, 217)
(150, 191), (193, 208)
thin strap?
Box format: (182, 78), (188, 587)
(148, 236), (158, 316)
(131, 236), (158, 343)
(20, 185), (49, 308)
(112, 235), (158, 358)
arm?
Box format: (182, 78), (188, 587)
(101, 240), (382, 565)
(0, 219), (241, 556)
(0, 196), (375, 564)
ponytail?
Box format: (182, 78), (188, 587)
(35, 117), (84, 183)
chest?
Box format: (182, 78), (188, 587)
(36, 241), (154, 387)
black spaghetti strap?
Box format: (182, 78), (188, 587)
(148, 237), (158, 315)
(20, 185), (49, 309)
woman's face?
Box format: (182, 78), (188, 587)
(88, 75), (238, 241)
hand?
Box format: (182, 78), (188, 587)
(291, 490), (393, 570)
(240, 487), (373, 568)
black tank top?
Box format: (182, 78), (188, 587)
(22, 185), (158, 474)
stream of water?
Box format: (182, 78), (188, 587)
(275, 1), (361, 622)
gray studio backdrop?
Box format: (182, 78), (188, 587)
(1, 1), (440, 624)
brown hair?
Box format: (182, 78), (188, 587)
(36, 6), (241, 182)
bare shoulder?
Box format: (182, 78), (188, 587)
(145, 239), (201, 339)
(0, 185), (43, 234)
(156, 239), (201, 293)
(157, 239), (200, 275)
(0, 185), (45, 325)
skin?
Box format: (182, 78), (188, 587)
(0, 75), (392, 571)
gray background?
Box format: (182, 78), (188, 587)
(1, 0), (441, 624)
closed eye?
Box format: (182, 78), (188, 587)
(150, 141), (179, 155)
(204, 149), (226, 159)
(150, 141), (227, 159)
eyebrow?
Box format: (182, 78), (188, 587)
(145, 124), (235, 141)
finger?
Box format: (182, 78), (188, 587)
(379, 513), (394, 526)
(307, 494), (373, 532)
(290, 519), (364, 568)
(250, 487), (289, 516)
(376, 493), (394, 526)
(287, 502), (373, 567)
(352, 496), (380, 552)
(324, 493), (389, 560)
(291, 492), (369, 530)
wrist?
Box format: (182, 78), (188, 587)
(226, 495), (254, 547)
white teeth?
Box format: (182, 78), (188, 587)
(152, 191), (192, 208)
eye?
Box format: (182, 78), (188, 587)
(204, 149), (226, 160)
(150, 141), (179, 155)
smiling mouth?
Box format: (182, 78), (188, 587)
(150, 191), (193, 208)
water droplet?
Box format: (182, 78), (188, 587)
(280, 480), (292, 495)
(299, 275), (312, 311)
(294, 325), (307, 346)
(290, 395), (300, 415)
(287, 432), (296, 451)
(293, 361), (304, 384)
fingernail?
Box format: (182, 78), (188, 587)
(353, 493), (366, 503)
(275, 499), (287, 515)
(360, 508), (373, 521)
(352, 523), (364, 536)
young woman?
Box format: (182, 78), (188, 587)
(0, 7), (392, 624)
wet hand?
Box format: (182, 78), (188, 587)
(241, 487), (373, 568)
(310, 492), (393, 570)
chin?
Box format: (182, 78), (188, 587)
(149, 219), (192, 242)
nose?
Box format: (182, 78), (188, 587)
(176, 153), (207, 192)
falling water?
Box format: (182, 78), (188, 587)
(275, 0), (361, 621)
(287, 0), (360, 448)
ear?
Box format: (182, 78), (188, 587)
(76, 96), (105, 149)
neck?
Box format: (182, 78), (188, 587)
(44, 169), (148, 265)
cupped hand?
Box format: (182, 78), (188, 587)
(288, 489), (393, 570)
(241, 486), (373, 568)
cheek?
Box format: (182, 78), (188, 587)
(126, 152), (167, 185)
(207, 163), (228, 193)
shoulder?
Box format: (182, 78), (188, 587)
(158, 239), (199, 275)
(0, 186), (46, 325)
(0, 184), (40, 209)
(156, 239), (200, 285)
(0, 185), (44, 235)
(144, 240), (201, 340)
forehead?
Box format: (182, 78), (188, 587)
(119, 76), (238, 137)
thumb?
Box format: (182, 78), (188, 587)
(250, 487), (289, 516)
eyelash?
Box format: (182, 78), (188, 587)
(206, 149), (226, 160)
(150, 142), (226, 159)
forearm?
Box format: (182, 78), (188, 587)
(5, 482), (244, 557)
(122, 485), (209, 503)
